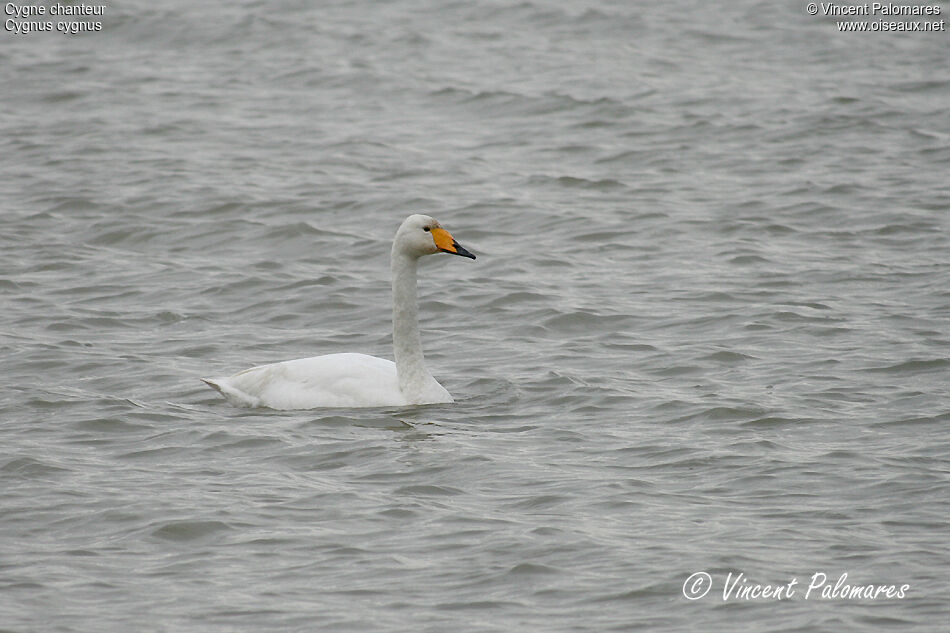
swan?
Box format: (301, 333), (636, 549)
(201, 214), (476, 410)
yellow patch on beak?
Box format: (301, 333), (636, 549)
(431, 226), (476, 259)
(430, 227), (457, 253)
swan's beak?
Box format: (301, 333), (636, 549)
(432, 227), (476, 260)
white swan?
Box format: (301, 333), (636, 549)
(201, 214), (476, 410)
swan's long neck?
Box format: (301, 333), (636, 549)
(391, 250), (433, 398)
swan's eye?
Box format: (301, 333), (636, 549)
(423, 226), (431, 232)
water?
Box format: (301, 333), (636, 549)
(2, 1), (950, 630)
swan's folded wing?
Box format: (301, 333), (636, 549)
(206, 353), (406, 410)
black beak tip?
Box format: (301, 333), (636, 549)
(447, 241), (476, 260)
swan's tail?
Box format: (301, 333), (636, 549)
(201, 377), (225, 395)
(200, 377), (259, 408)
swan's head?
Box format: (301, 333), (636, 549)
(394, 214), (476, 260)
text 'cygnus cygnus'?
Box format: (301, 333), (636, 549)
(202, 214), (475, 410)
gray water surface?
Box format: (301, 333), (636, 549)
(2, 1), (950, 631)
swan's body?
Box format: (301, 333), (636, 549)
(202, 353), (448, 409)
(202, 214), (475, 410)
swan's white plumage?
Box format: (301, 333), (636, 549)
(203, 353), (447, 409)
(202, 214), (474, 410)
